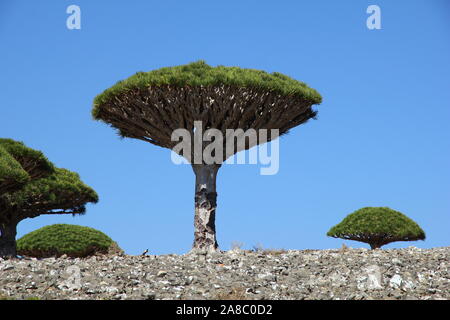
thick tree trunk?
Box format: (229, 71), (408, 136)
(0, 222), (18, 258)
(369, 242), (382, 250)
(191, 164), (220, 252)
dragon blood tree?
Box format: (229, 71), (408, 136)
(327, 207), (426, 249)
(0, 139), (98, 257)
(92, 61), (322, 252)
(17, 224), (121, 258)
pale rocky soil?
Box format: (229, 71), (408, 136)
(0, 247), (448, 300)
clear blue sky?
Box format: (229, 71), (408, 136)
(1, 0), (449, 254)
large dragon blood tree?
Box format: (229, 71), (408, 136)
(92, 61), (322, 252)
(0, 138), (98, 257)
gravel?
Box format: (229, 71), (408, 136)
(0, 247), (448, 300)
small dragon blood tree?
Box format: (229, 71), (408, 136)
(92, 60), (322, 252)
(0, 139), (98, 257)
(17, 224), (121, 258)
(327, 207), (426, 249)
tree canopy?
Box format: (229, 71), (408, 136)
(0, 145), (29, 193)
(17, 224), (118, 258)
(0, 139), (54, 194)
(92, 61), (322, 154)
(1, 168), (99, 222)
(327, 207), (426, 249)
(93, 60), (322, 114)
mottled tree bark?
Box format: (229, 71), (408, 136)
(192, 164), (220, 252)
(0, 222), (18, 258)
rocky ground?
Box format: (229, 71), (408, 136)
(0, 247), (448, 300)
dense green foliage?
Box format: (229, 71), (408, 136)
(3, 168), (99, 216)
(0, 145), (29, 191)
(92, 60), (322, 118)
(17, 224), (118, 258)
(327, 207), (425, 249)
(0, 139), (54, 178)
(0, 139), (98, 219)
(0, 139), (54, 193)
